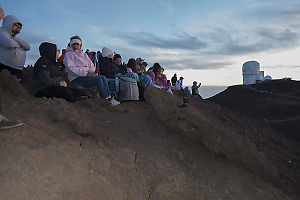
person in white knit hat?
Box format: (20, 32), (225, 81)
(99, 47), (119, 79)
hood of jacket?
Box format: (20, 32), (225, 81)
(1, 15), (21, 35)
(39, 42), (57, 62)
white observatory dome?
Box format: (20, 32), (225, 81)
(242, 61), (260, 75)
(242, 61), (260, 85)
(264, 75), (272, 80)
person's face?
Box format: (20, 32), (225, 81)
(11, 22), (22, 35)
(107, 53), (114, 59)
(56, 49), (60, 60)
(114, 58), (122, 66)
(137, 59), (142, 65)
(72, 43), (81, 50)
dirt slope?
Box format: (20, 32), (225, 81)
(0, 70), (299, 199)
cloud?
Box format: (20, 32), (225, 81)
(115, 32), (206, 50)
(263, 65), (300, 69)
(159, 58), (234, 71)
(220, 28), (300, 55)
(22, 32), (57, 45)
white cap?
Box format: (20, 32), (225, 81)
(102, 47), (113, 57)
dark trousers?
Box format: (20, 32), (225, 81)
(0, 63), (23, 81)
(35, 86), (88, 102)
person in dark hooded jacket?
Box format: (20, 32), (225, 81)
(33, 42), (88, 102)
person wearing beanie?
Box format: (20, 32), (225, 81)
(0, 9), (30, 82)
(99, 47), (119, 79)
(63, 36), (120, 106)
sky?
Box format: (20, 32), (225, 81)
(1, 0), (300, 86)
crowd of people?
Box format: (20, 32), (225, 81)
(0, 8), (201, 129)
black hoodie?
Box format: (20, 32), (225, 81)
(99, 57), (119, 79)
(33, 42), (64, 93)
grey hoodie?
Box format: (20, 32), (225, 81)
(0, 15), (30, 70)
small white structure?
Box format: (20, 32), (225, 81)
(258, 71), (264, 81)
(264, 75), (272, 80)
(242, 61), (260, 85)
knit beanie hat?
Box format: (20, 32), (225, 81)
(102, 47), (113, 57)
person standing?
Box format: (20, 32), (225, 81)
(0, 7), (24, 129)
(171, 73), (177, 86)
(192, 81), (201, 96)
(0, 8), (30, 81)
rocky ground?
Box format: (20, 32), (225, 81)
(0, 70), (299, 200)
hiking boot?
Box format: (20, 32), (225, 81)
(0, 119), (23, 130)
(110, 98), (120, 106)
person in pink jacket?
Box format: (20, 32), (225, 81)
(147, 67), (155, 83)
(155, 68), (167, 87)
(63, 36), (119, 106)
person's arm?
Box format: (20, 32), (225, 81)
(63, 53), (89, 77)
(38, 70), (64, 86)
(13, 37), (30, 51)
(0, 31), (20, 48)
(86, 55), (96, 73)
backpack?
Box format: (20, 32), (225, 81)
(115, 77), (139, 101)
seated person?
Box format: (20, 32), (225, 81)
(63, 36), (119, 106)
(127, 58), (158, 87)
(155, 67), (167, 87)
(146, 67), (155, 83)
(99, 47), (118, 79)
(33, 42), (88, 102)
(176, 77), (184, 91)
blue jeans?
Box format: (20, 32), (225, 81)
(71, 75), (110, 99)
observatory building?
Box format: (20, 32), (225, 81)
(242, 61), (272, 85)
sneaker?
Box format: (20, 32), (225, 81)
(0, 119), (23, 130)
(110, 99), (120, 106)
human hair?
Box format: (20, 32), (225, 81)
(127, 58), (138, 73)
(153, 62), (161, 69)
(113, 53), (121, 61)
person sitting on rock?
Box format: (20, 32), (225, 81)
(155, 67), (167, 87)
(127, 58), (162, 88)
(63, 36), (120, 106)
(99, 47), (119, 79)
(33, 42), (89, 102)
(0, 8), (30, 82)
(136, 57), (146, 74)
(176, 77), (184, 91)
(192, 81), (201, 96)
(146, 67), (155, 83)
